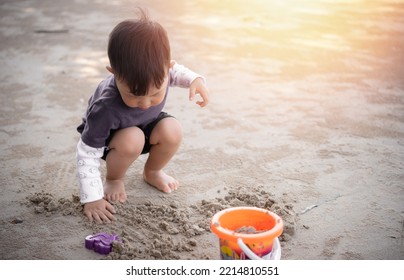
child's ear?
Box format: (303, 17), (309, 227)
(106, 65), (114, 74)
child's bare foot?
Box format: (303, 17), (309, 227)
(143, 169), (179, 193)
(104, 179), (127, 202)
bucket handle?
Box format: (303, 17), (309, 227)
(237, 237), (281, 260)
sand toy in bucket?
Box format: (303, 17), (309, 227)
(211, 207), (283, 260)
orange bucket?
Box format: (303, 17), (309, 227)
(210, 207), (283, 260)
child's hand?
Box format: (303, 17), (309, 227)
(189, 77), (209, 107)
(83, 199), (116, 224)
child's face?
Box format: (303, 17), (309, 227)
(116, 76), (168, 110)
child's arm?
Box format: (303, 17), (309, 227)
(76, 138), (104, 203)
(76, 138), (116, 223)
(170, 61), (209, 107)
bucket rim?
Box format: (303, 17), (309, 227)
(210, 206), (283, 243)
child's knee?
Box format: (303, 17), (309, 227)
(167, 119), (183, 144)
(112, 127), (145, 156)
(151, 118), (182, 145)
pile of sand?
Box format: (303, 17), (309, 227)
(25, 186), (296, 259)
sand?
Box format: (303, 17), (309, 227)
(0, 0), (403, 260)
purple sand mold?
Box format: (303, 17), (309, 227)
(85, 232), (122, 255)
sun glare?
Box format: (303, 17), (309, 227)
(173, 0), (403, 80)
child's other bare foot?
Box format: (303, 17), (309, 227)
(143, 169), (179, 193)
(104, 179), (127, 202)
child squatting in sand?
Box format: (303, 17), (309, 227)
(76, 12), (209, 223)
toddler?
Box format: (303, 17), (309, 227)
(76, 10), (209, 223)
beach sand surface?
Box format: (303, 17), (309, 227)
(0, 0), (403, 260)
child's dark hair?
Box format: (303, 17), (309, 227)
(108, 8), (171, 96)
